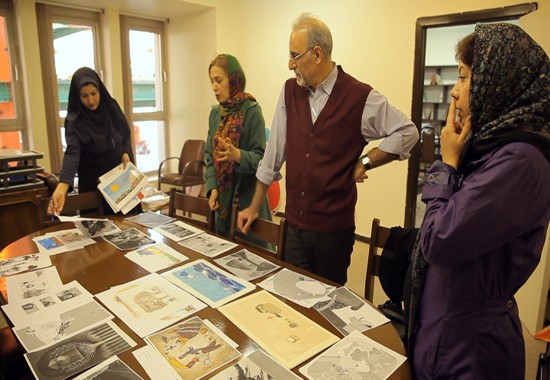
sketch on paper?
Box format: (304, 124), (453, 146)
(162, 259), (255, 308)
(257, 268), (335, 308)
(125, 211), (176, 229)
(215, 249), (280, 281)
(13, 299), (113, 352)
(146, 316), (241, 380)
(74, 219), (120, 238)
(0, 254), (51, 277)
(153, 220), (203, 242)
(210, 349), (301, 380)
(95, 273), (206, 338)
(32, 228), (95, 255)
(313, 287), (390, 336)
(2, 281), (92, 327)
(219, 290), (339, 369)
(5, 266), (63, 303)
(177, 233), (237, 258)
(299, 329), (407, 380)
(73, 356), (143, 380)
(25, 321), (136, 380)
(102, 227), (155, 251)
(125, 243), (189, 273)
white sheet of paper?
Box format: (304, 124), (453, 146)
(124, 242), (189, 273)
(2, 280), (92, 326)
(132, 346), (179, 380)
(5, 266), (64, 303)
(0, 254), (51, 277)
(95, 273), (207, 337)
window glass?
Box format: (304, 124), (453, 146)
(0, 15), (15, 121)
(130, 30), (161, 114)
(122, 17), (167, 174)
(53, 22), (95, 118)
(0, 131), (22, 150)
(133, 120), (165, 173)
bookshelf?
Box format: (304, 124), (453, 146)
(422, 65), (457, 131)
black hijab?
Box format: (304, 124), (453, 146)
(462, 23), (550, 168)
(65, 67), (130, 154)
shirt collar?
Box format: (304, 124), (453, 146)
(309, 62), (338, 96)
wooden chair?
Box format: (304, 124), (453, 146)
(364, 218), (392, 303)
(365, 218), (418, 341)
(41, 191), (104, 228)
(158, 139), (206, 193)
(168, 188), (215, 232)
(229, 203), (287, 260)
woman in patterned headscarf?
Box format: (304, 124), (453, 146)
(408, 23), (550, 379)
(205, 54), (271, 238)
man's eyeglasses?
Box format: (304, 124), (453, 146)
(289, 47), (313, 63)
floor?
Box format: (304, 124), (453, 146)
(0, 240), (545, 379)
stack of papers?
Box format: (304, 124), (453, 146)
(98, 163), (149, 214)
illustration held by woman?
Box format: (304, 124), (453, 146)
(205, 54), (271, 238)
(407, 24), (550, 379)
(50, 67), (136, 215)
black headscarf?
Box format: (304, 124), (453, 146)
(462, 23), (550, 168)
(65, 67), (131, 154)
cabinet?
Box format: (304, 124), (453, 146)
(0, 187), (48, 250)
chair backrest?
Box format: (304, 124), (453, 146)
(41, 191), (104, 228)
(420, 126), (436, 165)
(364, 218), (392, 302)
(229, 203), (287, 260)
(179, 139), (206, 175)
(168, 188), (214, 232)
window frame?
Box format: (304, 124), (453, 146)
(0, 0), (27, 148)
(120, 15), (168, 175)
(36, 3), (104, 172)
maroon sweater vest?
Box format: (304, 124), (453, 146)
(284, 66), (372, 232)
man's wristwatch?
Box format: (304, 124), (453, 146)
(361, 154), (372, 170)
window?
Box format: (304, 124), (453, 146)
(0, 1), (26, 151)
(120, 16), (167, 174)
(36, 3), (103, 172)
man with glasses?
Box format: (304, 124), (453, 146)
(238, 13), (418, 285)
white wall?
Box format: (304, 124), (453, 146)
(13, 0), (550, 332)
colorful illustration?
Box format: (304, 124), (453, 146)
(163, 259), (255, 308)
(146, 316), (240, 379)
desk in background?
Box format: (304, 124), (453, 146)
(0, 215), (411, 379)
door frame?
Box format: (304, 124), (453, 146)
(404, 2), (538, 227)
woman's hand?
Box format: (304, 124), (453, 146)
(209, 189), (220, 211)
(216, 137), (241, 163)
(49, 183), (70, 215)
(441, 99), (472, 170)
(121, 153), (130, 169)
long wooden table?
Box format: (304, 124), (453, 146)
(0, 215), (411, 379)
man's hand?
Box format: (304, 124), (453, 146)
(353, 160), (368, 183)
(237, 207), (259, 234)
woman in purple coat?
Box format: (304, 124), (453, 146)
(407, 23), (550, 379)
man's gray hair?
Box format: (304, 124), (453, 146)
(292, 13), (333, 58)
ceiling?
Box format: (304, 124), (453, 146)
(42, 0), (213, 20)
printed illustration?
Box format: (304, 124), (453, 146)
(146, 316), (240, 379)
